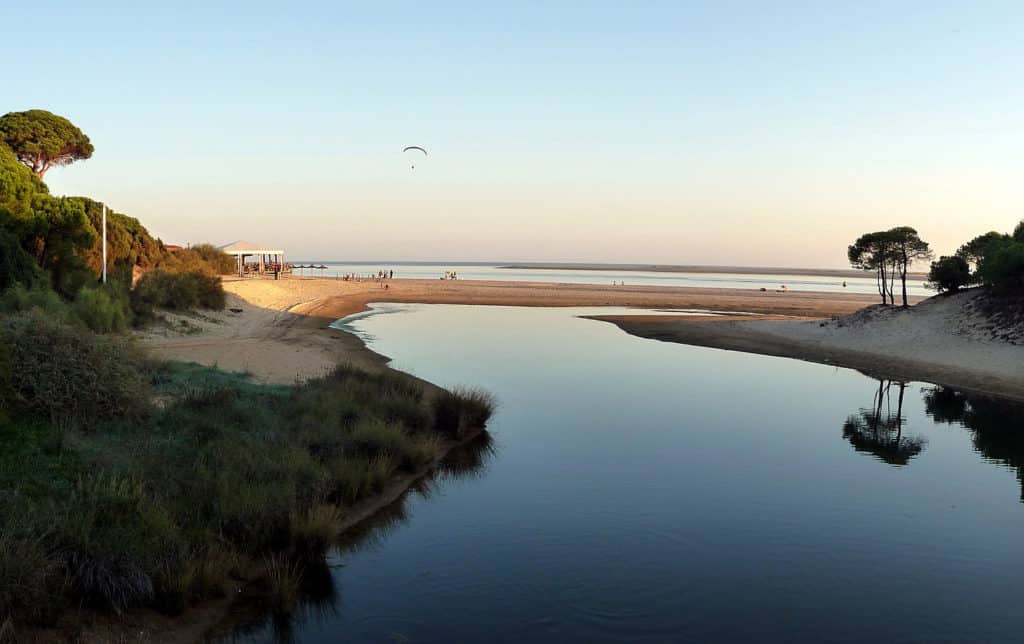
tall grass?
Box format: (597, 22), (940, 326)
(0, 345), (495, 629)
(265, 556), (304, 617)
(432, 387), (497, 438)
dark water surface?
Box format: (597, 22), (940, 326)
(218, 304), (1024, 643)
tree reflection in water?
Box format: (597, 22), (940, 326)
(842, 379), (927, 465)
(208, 431), (497, 643)
(923, 386), (1024, 501)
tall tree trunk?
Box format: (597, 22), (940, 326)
(879, 263), (888, 304)
(900, 247), (909, 307)
(887, 259), (897, 304)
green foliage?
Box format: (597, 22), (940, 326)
(0, 347), (495, 627)
(131, 270), (226, 317)
(0, 312), (150, 430)
(957, 231), (1010, 270)
(163, 243), (236, 275)
(0, 142), (46, 221)
(0, 223), (42, 291)
(74, 197), (167, 276)
(849, 227), (932, 305)
(0, 284), (68, 320)
(977, 239), (1024, 292)
(73, 284), (132, 333)
(927, 255), (971, 294)
(0, 110), (94, 178)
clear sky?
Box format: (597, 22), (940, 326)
(7, 1), (1022, 266)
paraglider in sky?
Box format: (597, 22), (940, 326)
(404, 145), (427, 169)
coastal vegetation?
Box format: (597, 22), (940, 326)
(0, 110), (496, 635)
(0, 110), (94, 179)
(848, 227), (932, 306)
(926, 223), (1024, 295)
(849, 221), (1024, 302)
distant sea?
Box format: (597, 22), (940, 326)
(288, 261), (929, 296)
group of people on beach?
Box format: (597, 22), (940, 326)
(442, 271), (459, 280)
(341, 269), (394, 282)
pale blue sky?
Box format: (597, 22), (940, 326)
(7, 1), (1023, 265)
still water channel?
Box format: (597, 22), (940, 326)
(218, 304), (1024, 643)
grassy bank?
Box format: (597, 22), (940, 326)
(0, 313), (494, 638)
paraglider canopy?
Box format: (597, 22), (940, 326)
(404, 145), (427, 169)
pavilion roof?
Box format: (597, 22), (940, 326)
(218, 240), (284, 255)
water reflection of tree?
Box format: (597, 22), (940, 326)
(843, 379), (927, 465)
(211, 431), (497, 643)
(923, 386), (1024, 501)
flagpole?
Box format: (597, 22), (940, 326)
(102, 203), (107, 284)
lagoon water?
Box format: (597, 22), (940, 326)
(297, 261), (931, 296)
(219, 304), (1024, 643)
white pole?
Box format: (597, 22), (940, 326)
(101, 203), (107, 284)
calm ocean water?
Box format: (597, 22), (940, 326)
(216, 304), (1023, 643)
(289, 262), (931, 296)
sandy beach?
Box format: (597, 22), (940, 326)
(139, 276), (889, 383)
(139, 277), (1022, 402)
(595, 290), (1024, 402)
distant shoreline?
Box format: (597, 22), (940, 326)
(498, 263), (928, 279)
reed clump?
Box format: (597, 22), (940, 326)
(0, 318), (495, 630)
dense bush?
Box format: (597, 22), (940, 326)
(0, 224), (43, 291)
(163, 243), (236, 275)
(977, 240), (1024, 292)
(952, 221), (1024, 292)
(0, 283), (69, 320)
(131, 270), (226, 317)
(927, 255), (971, 294)
(0, 312), (150, 429)
(73, 284), (132, 333)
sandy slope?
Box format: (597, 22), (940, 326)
(138, 276), (887, 383)
(597, 290), (1024, 401)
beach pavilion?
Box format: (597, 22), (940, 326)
(218, 240), (286, 276)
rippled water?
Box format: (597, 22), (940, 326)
(217, 304), (1024, 643)
(294, 261), (931, 296)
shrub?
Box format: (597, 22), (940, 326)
(977, 240), (1024, 292)
(131, 270), (225, 317)
(73, 284), (131, 333)
(163, 244), (236, 275)
(0, 225), (43, 292)
(0, 311), (151, 429)
(926, 255), (971, 294)
(0, 284), (69, 320)
(432, 387), (497, 439)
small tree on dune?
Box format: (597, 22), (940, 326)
(0, 109), (94, 179)
(848, 231), (896, 305)
(887, 227), (932, 307)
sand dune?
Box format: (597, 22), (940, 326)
(597, 290), (1024, 401)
